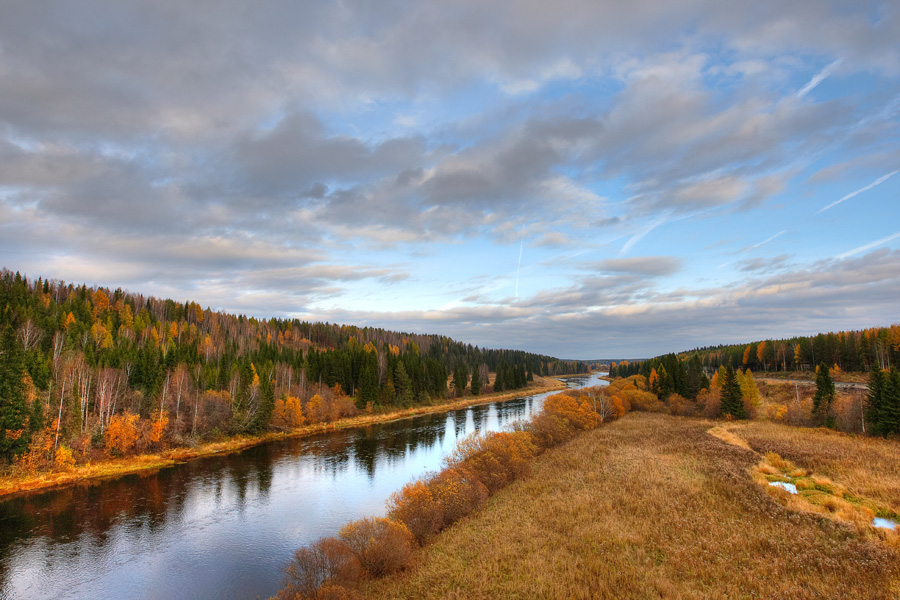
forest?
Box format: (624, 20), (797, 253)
(608, 327), (900, 437)
(0, 269), (586, 468)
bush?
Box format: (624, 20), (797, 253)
(386, 479), (442, 544)
(522, 412), (577, 449)
(279, 537), (361, 600)
(543, 392), (602, 430)
(54, 445), (76, 471)
(387, 467), (488, 544)
(338, 517), (415, 577)
(446, 431), (536, 493)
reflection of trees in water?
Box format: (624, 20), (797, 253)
(0, 386), (581, 572)
(0, 446), (283, 557)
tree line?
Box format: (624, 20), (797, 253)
(670, 326), (900, 373)
(0, 269), (586, 465)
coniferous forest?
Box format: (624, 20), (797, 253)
(0, 269), (585, 466)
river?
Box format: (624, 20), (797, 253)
(0, 373), (605, 599)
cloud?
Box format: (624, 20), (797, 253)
(588, 257), (682, 277)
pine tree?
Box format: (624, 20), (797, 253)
(720, 366), (745, 419)
(866, 367), (885, 435)
(470, 364), (481, 396)
(812, 362), (835, 427)
(250, 373), (275, 433)
(0, 322), (30, 462)
(357, 353), (379, 409)
(394, 362), (414, 405)
(880, 367), (900, 435)
(452, 363), (468, 397)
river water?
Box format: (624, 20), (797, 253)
(0, 373), (605, 599)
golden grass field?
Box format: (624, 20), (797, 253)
(363, 412), (900, 599)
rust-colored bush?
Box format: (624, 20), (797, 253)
(523, 412), (577, 449)
(338, 517), (416, 577)
(279, 537), (361, 600)
(105, 413), (140, 456)
(447, 431), (536, 493)
(386, 479), (442, 544)
(430, 467), (489, 525)
(543, 393), (602, 430)
(388, 467), (490, 544)
(666, 393), (696, 417)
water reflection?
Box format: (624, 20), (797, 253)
(0, 374), (604, 600)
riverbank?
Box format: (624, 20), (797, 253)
(363, 412), (900, 599)
(0, 376), (569, 499)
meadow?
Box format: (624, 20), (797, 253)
(362, 412), (900, 599)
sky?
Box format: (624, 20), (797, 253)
(1, 1), (899, 359)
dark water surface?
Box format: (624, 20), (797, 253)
(0, 374), (605, 599)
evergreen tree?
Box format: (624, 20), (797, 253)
(866, 367), (885, 435)
(720, 366), (745, 419)
(880, 367), (900, 435)
(493, 362), (505, 392)
(812, 362), (835, 427)
(685, 354), (709, 400)
(394, 362), (414, 405)
(250, 373), (275, 433)
(357, 353), (379, 409)
(470, 364), (481, 396)
(0, 322), (30, 462)
(452, 363), (468, 397)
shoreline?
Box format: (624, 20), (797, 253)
(0, 376), (570, 500)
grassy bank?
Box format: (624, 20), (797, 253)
(363, 412), (900, 599)
(0, 377), (567, 499)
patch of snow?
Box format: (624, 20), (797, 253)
(768, 481), (798, 494)
(872, 517), (897, 530)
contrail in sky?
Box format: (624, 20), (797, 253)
(818, 170), (898, 214)
(837, 231), (900, 259)
(515, 239), (523, 298)
(797, 59), (841, 99)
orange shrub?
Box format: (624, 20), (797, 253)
(523, 412), (577, 449)
(430, 467), (489, 526)
(387, 467), (489, 544)
(338, 517), (416, 577)
(54, 445), (76, 471)
(666, 393), (696, 417)
(105, 413), (140, 456)
(149, 412), (168, 444)
(305, 394), (324, 424)
(447, 431), (536, 493)
(622, 387), (665, 412)
(279, 537), (361, 600)
(386, 479), (442, 544)
(274, 395), (306, 428)
(543, 392), (602, 430)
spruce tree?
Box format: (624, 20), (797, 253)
(812, 362), (835, 427)
(866, 367), (885, 435)
(470, 364), (481, 396)
(720, 366), (745, 419)
(881, 367), (900, 435)
(0, 322), (30, 462)
(250, 373), (275, 433)
(452, 363), (468, 397)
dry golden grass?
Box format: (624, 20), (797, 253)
(739, 420), (900, 517)
(0, 377), (566, 499)
(363, 412), (900, 599)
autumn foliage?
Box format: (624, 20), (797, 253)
(277, 380), (631, 599)
(105, 413), (140, 456)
